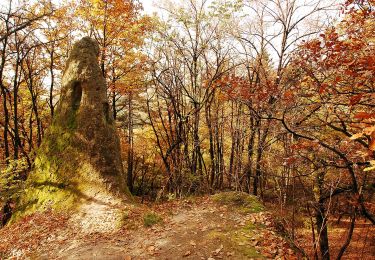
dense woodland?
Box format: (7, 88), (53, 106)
(0, 0), (374, 259)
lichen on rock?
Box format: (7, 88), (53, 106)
(13, 37), (128, 220)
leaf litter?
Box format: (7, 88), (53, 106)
(0, 193), (299, 259)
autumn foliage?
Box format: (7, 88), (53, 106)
(0, 0), (374, 259)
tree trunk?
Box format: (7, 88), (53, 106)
(127, 91), (134, 192)
(316, 202), (330, 260)
(13, 53), (21, 159)
(315, 170), (330, 260)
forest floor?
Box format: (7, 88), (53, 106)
(0, 192), (300, 259)
(296, 217), (375, 259)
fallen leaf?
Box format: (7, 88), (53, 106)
(270, 242), (277, 248)
(147, 245), (155, 252)
(214, 244), (223, 254)
(350, 132), (363, 140)
(183, 251), (191, 257)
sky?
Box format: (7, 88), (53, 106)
(139, 0), (158, 14)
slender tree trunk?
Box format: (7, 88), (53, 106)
(205, 101), (216, 189)
(112, 88), (117, 120)
(315, 170), (330, 260)
(336, 211), (356, 259)
(13, 55), (21, 159)
(127, 91), (134, 192)
(229, 102), (235, 188)
(307, 204), (319, 260)
(0, 84), (10, 162)
(49, 49), (55, 118)
(246, 116), (256, 193)
(0, 16), (10, 163)
(25, 65), (42, 147)
(192, 101), (202, 176)
(253, 119), (261, 196)
(316, 203), (330, 260)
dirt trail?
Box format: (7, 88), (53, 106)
(0, 193), (298, 259)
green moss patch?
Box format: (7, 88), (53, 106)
(212, 191), (264, 213)
(206, 222), (265, 258)
(143, 212), (163, 227)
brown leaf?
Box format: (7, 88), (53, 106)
(369, 130), (375, 151)
(349, 94), (363, 105)
(214, 244), (223, 254)
(147, 245), (155, 252)
(252, 241), (259, 246)
(189, 240), (196, 246)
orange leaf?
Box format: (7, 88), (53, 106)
(370, 130), (375, 151)
(354, 112), (375, 120)
(349, 94), (363, 105)
(319, 83), (328, 94)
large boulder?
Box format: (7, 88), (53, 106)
(14, 37), (128, 218)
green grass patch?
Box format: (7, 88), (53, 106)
(212, 191), (264, 213)
(143, 212), (163, 227)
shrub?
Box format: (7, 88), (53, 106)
(143, 212), (162, 227)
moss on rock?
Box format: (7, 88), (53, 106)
(212, 191), (264, 213)
(207, 222), (265, 259)
(12, 37), (129, 222)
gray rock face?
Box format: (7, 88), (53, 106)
(15, 37), (127, 218)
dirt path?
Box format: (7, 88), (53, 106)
(0, 192), (298, 259)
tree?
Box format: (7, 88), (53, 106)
(146, 0), (238, 194)
(233, 0), (337, 196)
(277, 0), (375, 257)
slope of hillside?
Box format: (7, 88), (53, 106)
(0, 192), (299, 259)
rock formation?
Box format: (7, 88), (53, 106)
(15, 37), (127, 218)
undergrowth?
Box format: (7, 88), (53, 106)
(143, 212), (163, 227)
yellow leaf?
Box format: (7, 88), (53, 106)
(350, 132), (363, 140)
